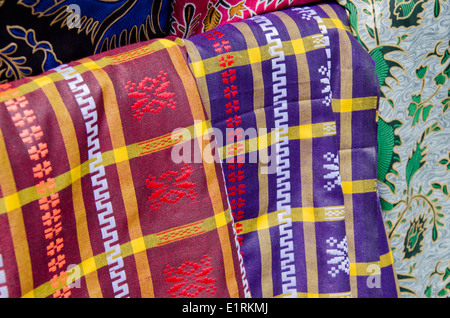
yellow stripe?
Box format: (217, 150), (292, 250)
(219, 121), (337, 160)
(248, 46), (262, 64)
(342, 179), (377, 194)
(0, 127), (34, 296)
(0, 119), (211, 215)
(84, 58), (154, 297)
(238, 205), (347, 235)
(42, 81), (103, 297)
(187, 18), (348, 79)
(0, 39), (179, 104)
(167, 43), (241, 298)
(22, 209), (231, 298)
(349, 251), (395, 276)
(334, 97), (378, 113)
(331, 9), (359, 295)
(190, 60), (205, 78)
(184, 40), (212, 120)
(0, 100), (369, 217)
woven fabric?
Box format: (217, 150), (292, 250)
(338, 0), (450, 298)
(169, 0), (322, 38)
(0, 0), (171, 83)
(0, 37), (249, 298)
(183, 2), (399, 297)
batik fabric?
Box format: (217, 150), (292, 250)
(0, 0), (171, 83)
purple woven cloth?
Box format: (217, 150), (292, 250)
(184, 2), (399, 298)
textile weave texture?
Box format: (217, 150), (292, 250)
(184, 2), (399, 297)
(337, 0), (450, 298)
(0, 37), (249, 298)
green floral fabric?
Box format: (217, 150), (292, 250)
(337, 0), (450, 297)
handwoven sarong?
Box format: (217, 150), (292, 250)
(184, 2), (399, 298)
(0, 37), (249, 298)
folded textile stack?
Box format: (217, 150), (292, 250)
(0, 0), (408, 298)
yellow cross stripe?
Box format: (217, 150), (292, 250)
(188, 20), (348, 79)
(33, 76), (53, 88)
(333, 97), (378, 113)
(81, 257), (97, 277)
(82, 61), (101, 71)
(219, 122), (336, 160)
(190, 60), (205, 78)
(194, 120), (211, 138)
(21, 290), (35, 298)
(349, 251), (395, 276)
(237, 205), (347, 235)
(113, 146), (129, 163)
(329, 18), (348, 31)
(0, 120), (212, 215)
(342, 179), (377, 194)
(291, 38), (306, 55)
(0, 39), (181, 103)
(3, 193), (21, 212)
(70, 165), (82, 182)
(131, 237), (147, 254)
(214, 211), (228, 228)
(22, 209), (231, 298)
(256, 214), (269, 231)
(299, 124), (313, 139)
(302, 207), (315, 222)
(248, 46), (262, 64)
(158, 38), (178, 49)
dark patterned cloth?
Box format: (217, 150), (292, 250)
(0, 0), (171, 83)
(169, 0), (322, 38)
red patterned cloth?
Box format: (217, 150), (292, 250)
(169, 0), (322, 38)
(0, 37), (249, 298)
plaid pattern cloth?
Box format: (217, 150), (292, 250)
(184, 2), (399, 297)
(0, 37), (249, 298)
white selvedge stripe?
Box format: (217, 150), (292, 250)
(55, 64), (130, 298)
(0, 254), (9, 298)
(251, 14), (297, 298)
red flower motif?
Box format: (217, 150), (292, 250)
(146, 164), (197, 211)
(163, 254), (216, 298)
(125, 70), (177, 121)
